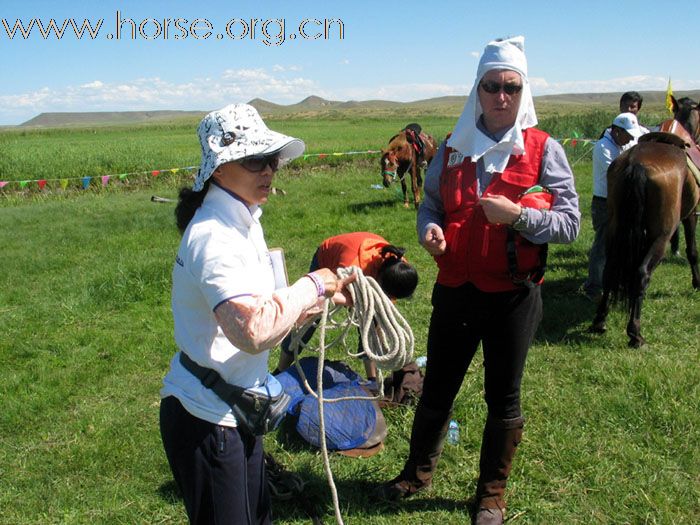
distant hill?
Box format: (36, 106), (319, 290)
(16, 90), (700, 128)
(19, 110), (207, 128)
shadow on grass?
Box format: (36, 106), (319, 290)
(271, 474), (472, 523)
(157, 479), (182, 504)
(346, 199), (406, 214)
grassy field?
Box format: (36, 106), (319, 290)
(0, 114), (698, 525)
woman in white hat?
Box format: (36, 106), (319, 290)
(159, 104), (353, 525)
(378, 37), (580, 525)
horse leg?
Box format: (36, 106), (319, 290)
(590, 289), (611, 333)
(670, 227), (680, 256)
(681, 212), (700, 289)
(399, 169), (409, 208)
(626, 235), (667, 347)
(411, 160), (421, 209)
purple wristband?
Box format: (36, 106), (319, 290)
(306, 272), (326, 297)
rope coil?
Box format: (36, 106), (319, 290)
(287, 265), (415, 524)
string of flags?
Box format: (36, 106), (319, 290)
(0, 166), (197, 191)
(0, 139), (595, 191)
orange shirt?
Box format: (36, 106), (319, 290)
(316, 232), (389, 278)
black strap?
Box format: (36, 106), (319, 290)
(506, 228), (548, 288)
(179, 352), (247, 407)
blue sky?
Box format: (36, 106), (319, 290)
(1, 0), (697, 125)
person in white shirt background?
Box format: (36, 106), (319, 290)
(583, 112), (645, 301)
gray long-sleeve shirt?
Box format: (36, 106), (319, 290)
(417, 132), (581, 246)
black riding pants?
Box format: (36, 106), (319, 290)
(420, 282), (543, 420)
(160, 396), (271, 525)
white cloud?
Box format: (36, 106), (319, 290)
(330, 83), (469, 102)
(2, 70), (699, 124)
(469, 51), (479, 58)
(528, 75), (700, 96)
(80, 80), (104, 89)
(0, 68), (321, 123)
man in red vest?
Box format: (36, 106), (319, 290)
(378, 36), (580, 525)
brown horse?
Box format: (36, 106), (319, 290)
(669, 96), (700, 254)
(590, 107), (700, 347)
(380, 126), (437, 208)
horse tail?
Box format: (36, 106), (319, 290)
(604, 163), (647, 309)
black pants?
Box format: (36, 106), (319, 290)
(420, 282), (542, 420)
(160, 396), (271, 525)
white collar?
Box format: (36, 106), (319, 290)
(202, 182), (262, 229)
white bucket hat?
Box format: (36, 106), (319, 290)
(612, 112), (643, 139)
(193, 103), (305, 191)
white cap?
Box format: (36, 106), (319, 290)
(612, 112), (643, 139)
(194, 104), (305, 191)
(477, 35), (528, 80)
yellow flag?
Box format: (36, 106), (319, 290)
(665, 78), (674, 115)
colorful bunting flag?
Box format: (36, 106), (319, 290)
(101, 175), (110, 187)
(0, 181), (8, 189)
(19, 180), (29, 188)
(81, 177), (91, 189)
(60, 179), (68, 190)
(38, 179), (47, 190)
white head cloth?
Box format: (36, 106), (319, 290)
(447, 35), (538, 173)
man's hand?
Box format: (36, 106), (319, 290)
(422, 224), (446, 256)
(479, 194), (521, 225)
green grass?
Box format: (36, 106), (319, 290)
(0, 116), (698, 525)
(1, 110), (661, 185)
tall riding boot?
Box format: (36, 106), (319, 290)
(377, 402), (452, 500)
(474, 415), (524, 525)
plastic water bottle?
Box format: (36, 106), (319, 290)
(415, 355), (427, 368)
(447, 419), (460, 445)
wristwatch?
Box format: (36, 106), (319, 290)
(511, 206), (528, 231)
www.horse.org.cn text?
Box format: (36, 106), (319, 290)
(1, 12), (345, 47)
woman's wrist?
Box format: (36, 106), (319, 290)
(305, 272), (326, 297)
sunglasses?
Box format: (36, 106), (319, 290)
(238, 155), (280, 173)
(479, 81), (523, 95)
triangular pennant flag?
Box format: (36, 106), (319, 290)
(572, 131), (580, 138)
(562, 138), (570, 145)
(170, 168), (178, 174)
(119, 174), (128, 180)
(19, 180), (29, 188)
(571, 139), (578, 147)
(81, 177), (91, 189)
(0, 181), (8, 188)
(318, 154), (327, 159)
(60, 179), (69, 190)
(303, 155), (310, 160)
(151, 170), (159, 177)
(38, 179), (47, 190)
(101, 175), (110, 187)
(333, 152), (343, 156)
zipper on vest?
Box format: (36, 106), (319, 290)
(481, 224), (491, 257)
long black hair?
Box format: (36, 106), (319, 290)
(376, 245), (418, 299)
(175, 179), (211, 234)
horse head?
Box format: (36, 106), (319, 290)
(381, 149), (399, 187)
(672, 95), (700, 145)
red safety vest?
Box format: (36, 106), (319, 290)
(436, 127), (550, 291)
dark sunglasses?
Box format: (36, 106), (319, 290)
(479, 81), (523, 95)
(238, 155), (280, 173)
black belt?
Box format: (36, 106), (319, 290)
(179, 352), (249, 408)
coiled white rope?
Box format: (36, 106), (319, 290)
(288, 265), (414, 525)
